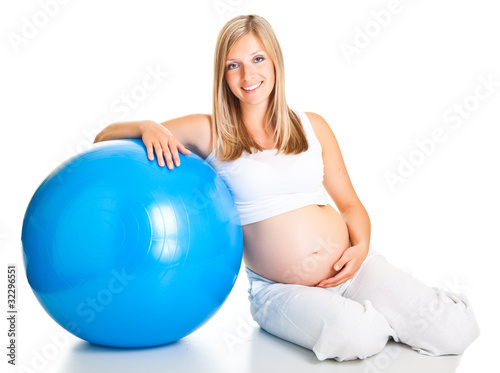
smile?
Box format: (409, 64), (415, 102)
(242, 81), (263, 91)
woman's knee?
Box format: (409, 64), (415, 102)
(347, 252), (480, 356)
(408, 288), (480, 356)
(313, 300), (397, 361)
(248, 283), (397, 361)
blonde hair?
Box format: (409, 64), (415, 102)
(212, 14), (308, 162)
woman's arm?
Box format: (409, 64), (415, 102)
(94, 120), (150, 143)
(339, 204), (370, 252)
(306, 112), (370, 287)
(94, 114), (212, 168)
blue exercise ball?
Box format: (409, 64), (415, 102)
(21, 139), (243, 348)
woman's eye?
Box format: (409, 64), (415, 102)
(227, 63), (238, 70)
(254, 56), (264, 63)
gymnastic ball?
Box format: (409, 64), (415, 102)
(21, 139), (243, 348)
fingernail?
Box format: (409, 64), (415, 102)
(334, 265), (340, 271)
(175, 160), (180, 167)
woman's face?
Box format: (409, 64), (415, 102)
(224, 33), (275, 109)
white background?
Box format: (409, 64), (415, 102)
(1, 0), (499, 372)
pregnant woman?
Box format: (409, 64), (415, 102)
(94, 14), (479, 361)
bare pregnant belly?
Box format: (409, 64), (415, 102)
(242, 204), (350, 286)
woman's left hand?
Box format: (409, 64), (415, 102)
(316, 244), (369, 288)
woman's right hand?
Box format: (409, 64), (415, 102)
(140, 121), (192, 169)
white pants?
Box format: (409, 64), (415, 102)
(245, 251), (480, 361)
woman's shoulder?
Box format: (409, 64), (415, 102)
(291, 109), (328, 129)
(160, 113), (213, 159)
(302, 111), (327, 127)
(301, 111), (331, 134)
(302, 111), (336, 150)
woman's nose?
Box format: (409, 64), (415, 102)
(241, 65), (255, 80)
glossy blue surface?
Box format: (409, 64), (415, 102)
(21, 139), (243, 347)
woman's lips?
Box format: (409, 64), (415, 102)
(242, 81), (263, 92)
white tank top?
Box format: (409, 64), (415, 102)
(205, 110), (329, 225)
